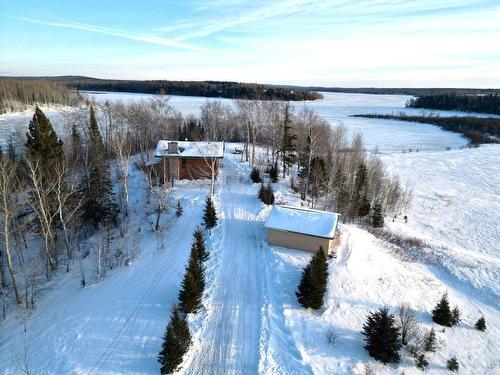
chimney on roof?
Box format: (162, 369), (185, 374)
(167, 141), (179, 154)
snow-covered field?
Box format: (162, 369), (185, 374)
(0, 144), (498, 374)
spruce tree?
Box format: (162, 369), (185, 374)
(250, 167), (262, 183)
(432, 293), (453, 327)
(415, 353), (429, 370)
(269, 161), (279, 183)
(296, 248), (328, 309)
(371, 200), (384, 228)
(447, 356), (459, 372)
(179, 244), (205, 314)
(362, 306), (401, 364)
(203, 196), (218, 230)
(158, 305), (191, 374)
(451, 306), (461, 326)
(424, 328), (436, 352)
(358, 196), (371, 218)
(193, 228), (208, 262)
(475, 316), (486, 331)
(25, 106), (64, 179)
(80, 106), (116, 228)
(280, 104), (296, 178)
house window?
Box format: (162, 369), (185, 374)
(181, 158), (187, 169)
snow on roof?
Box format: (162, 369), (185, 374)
(265, 205), (340, 239)
(154, 140), (224, 158)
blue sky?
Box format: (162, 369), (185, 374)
(1, 0), (499, 87)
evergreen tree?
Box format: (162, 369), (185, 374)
(158, 305), (191, 374)
(371, 200), (384, 228)
(269, 161), (279, 183)
(203, 196), (218, 230)
(351, 162), (368, 217)
(451, 306), (461, 326)
(193, 228), (208, 262)
(70, 122), (83, 164)
(258, 182), (265, 202)
(415, 353), (429, 370)
(432, 293), (453, 327)
(447, 356), (459, 372)
(424, 328), (437, 352)
(250, 167), (262, 183)
(358, 196), (371, 218)
(80, 107), (116, 228)
(178, 244), (205, 314)
(296, 248), (328, 309)
(362, 306), (402, 364)
(25, 106), (64, 179)
(176, 200), (183, 217)
(280, 104), (296, 178)
(475, 316), (486, 331)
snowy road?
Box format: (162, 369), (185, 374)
(181, 155), (266, 374)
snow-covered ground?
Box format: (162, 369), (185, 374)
(0, 144), (498, 374)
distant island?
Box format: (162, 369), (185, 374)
(26, 76), (323, 101)
(407, 93), (500, 115)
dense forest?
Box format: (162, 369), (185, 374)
(407, 93), (500, 115)
(353, 113), (500, 145)
(297, 87), (500, 97)
(0, 78), (82, 113)
(41, 76), (322, 101)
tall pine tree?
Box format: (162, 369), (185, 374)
(158, 305), (191, 374)
(296, 248), (328, 309)
(80, 106), (116, 228)
(179, 242), (205, 314)
(362, 306), (401, 364)
(193, 228), (208, 262)
(280, 104), (296, 178)
(25, 106), (64, 180)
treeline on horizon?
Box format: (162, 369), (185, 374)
(353, 113), (500, 145)
(407, 93), (500, 115)
(299, 86), (500, 97)
(44, 76), (323, 101)
(0, 78), (82, 113)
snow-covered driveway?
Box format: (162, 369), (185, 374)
(181, 155), (266, 374)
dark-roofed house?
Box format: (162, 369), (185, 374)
(264, 205), (340, 255)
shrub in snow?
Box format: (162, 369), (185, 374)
(361, 306), (401, 364)
(371, 200), (384, 228)
(432, 293), (453, 327)
(258, 182), (275, 205)
(176, 200), (183, 217)
(203, 196), (218, 229)
(415, 353), (429, 370)
(158, 305), (191, 374)
(250, 167), (262, 183)
(296, 248), (328, 309)
(325, 328), (337, 345)
(475, 316), (486, 331)
(447, 356), (459, 372)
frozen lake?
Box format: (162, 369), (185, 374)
(0, 91), (471, 153)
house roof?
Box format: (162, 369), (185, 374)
(154, 141), (224, 159)
(264, 205), (340, 239)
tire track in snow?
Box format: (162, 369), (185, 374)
(181, 158), (264, 374)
